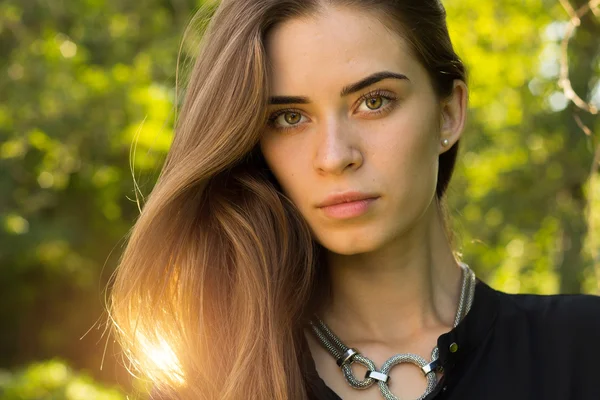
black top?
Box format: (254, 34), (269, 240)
(301, 279), (600, 400)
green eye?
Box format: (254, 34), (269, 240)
(267, 108), (306, 131)
(284, 112), (301, 125)
(356, 89), (397, 114)
(365, 96), (383, 110)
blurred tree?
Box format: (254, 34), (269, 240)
(0, 359), (126, 400)
(551, 0), (599, 293)
(0, 0), (214, 391)
(445, 0), (599, 294)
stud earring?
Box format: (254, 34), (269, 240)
(442, 138), (450, 147)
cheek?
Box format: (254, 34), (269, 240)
(259, 139), (306, 200)
(375, 113), (440, 206)
(376, 113), (439, 174)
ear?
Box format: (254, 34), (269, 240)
(439, 80), (468, 155)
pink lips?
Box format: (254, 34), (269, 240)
(317, 192), (380, 219)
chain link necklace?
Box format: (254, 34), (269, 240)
(309, 263), (476, 400)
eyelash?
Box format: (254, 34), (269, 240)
(267, 89), (398, 132)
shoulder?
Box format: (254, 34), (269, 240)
(489, 284), (600, 341)
(498, 288), (600, 317)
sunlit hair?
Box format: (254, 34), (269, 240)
(108, 0), (467, 399)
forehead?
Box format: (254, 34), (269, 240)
(264, 6), (421, 94)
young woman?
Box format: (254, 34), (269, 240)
(109, 1), (600, 399)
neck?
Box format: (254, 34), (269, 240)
(319, 201), (463, 346)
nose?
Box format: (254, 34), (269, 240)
(312, 117), (363, 175)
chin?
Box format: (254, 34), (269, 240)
(315, 230), (386, 255)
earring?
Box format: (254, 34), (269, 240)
(442, 138), (450, 147)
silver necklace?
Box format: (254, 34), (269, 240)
(309, 263), (476, 400)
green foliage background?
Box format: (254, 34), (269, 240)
(0, 0), (598, 397)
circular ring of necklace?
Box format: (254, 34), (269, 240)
(378, 353), (437, 400)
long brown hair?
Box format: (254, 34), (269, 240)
(108, 0), (467, 399)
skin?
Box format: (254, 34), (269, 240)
(260, 5), (468, 399)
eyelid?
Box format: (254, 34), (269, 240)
(354, 89), (397, 109)
(268, 107), (302, 121)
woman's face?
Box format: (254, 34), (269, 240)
(260, 6), (459, 255)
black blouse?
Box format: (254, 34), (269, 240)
(301, 279), (600, 400)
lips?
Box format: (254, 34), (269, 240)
(316, 191), (380, 208)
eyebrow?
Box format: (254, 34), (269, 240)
(268, 71), (409, 105)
